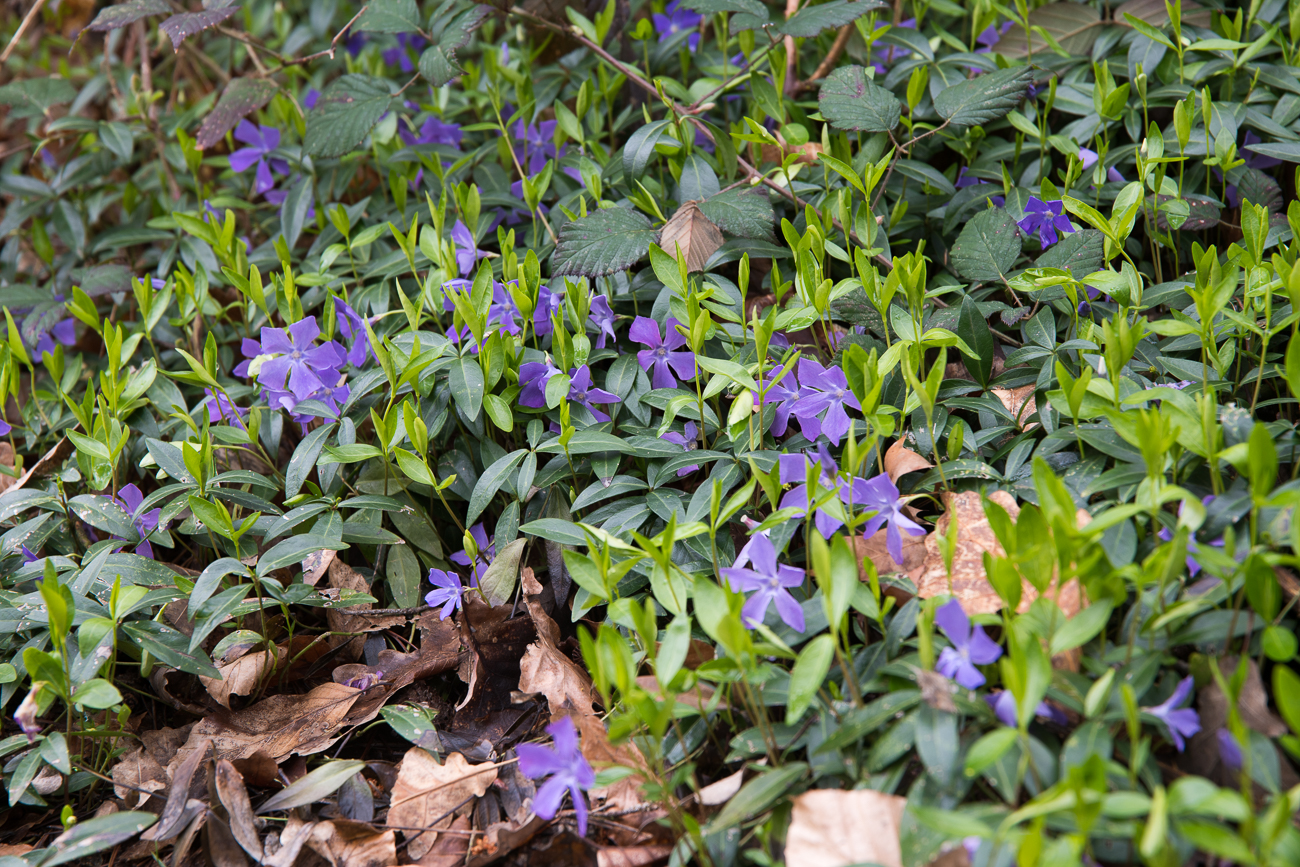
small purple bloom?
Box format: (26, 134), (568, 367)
(425, 569), (464, 620)
(790, 359), (860, 445)
(35, 318), (77, 357)
(722, 533), (806, 632)
(382, 33), (426, 73)
(869, 18), (916, 74)
(203, 389), (248, 426)
(254, 318), (346, 402)
(588, 295), (616, 349)
(519, 360), (562, 409)
(986, 690), (1067, 727)
(303, 89), (320, 110)
(1143, 676), (1201, 751)
(778, 449), (843, 538)
(343, 30), (367, 56)
(20, 545), (36, 564)
(489, 282), (523, 335)
(934, 599), (1002, 689)
(1017, 197), (1075, 247)
(517, 716), (596, 836)
(115, 483), (162, 559)
(752, 369), (800, 437)
(1079, 147), (1125, 183)
(446, 324), (481, 354)
(400, 116), (462, 148)
(1156, 496), (1223, 576)
(512, 120), (561, 175)
(229, 121), (288, 195)
(451, 523), (495, 585)
(533, 284), (564, 337)
(452, 221), (485, 276)
(567, 366), (620, 422)
(954, 167), (1006, 206)
(0, 419), (9, 437)
(15, 688), (41, 741)
(652, 1), (702, 52)
(843, 475), (926, 564)
(335, 298), (372, 367)
(1216, 728), (1243, 770)
(504, 178), (551, 224)
(343, 670), (384, 689)
(630, 317), (695, 390)
(660, 421), (700, 476)
(975, 20), (1012, 51)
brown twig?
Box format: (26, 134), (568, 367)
(274, 5), (371, 69)
(805, 24), (854, 86)
(0, 0), (49, 64)
(782, 0), (800, 96)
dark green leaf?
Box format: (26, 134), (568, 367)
(285, 423), (336, 498)
(1032, 228), (1103, 279)
(468, 450), (528, 526)
(519, 518), (587, 546)
(622, 120), (673, 182)
(956, 296), (995, 387)
(84, 0), (170, 33)
(355, 0), (420, 33)
(708, 763), (807, 830)
(553, 208), (658, 278)
(698, 188), (776, 240)
(782, 0), (888, 36)
(951, 207), (1022, 283)
(42, 812), (157, 867)
(418, 5), (491, 86)
(818, 65), (901, 132)
(997, 2), (1102, 58)
(69, 495), (135, 541)
(386, 544), (423, 609)
(158, 8), (239, 51)
(256, 534), (349, 577)
(304, 75), (395, 158)
(197, 77), (279, 149)
(934, 66), (1034, 128)
(446, 357), (484, 422)
(123, 622), (220, 678)
(280, 176), (314, 250)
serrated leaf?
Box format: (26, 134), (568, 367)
(660, 203), (724, 273)
(950, 207), (1022, 283)
(818, 65), (901, 132)
(698, 188), (775, 240)
(934, 66), (1034, 128)
(1237, 167), (1284, 212)
(782, 0), (888, 37)
(197, 78), (278, 150)
(1033, 228), (1103, 278)
(678, 0), (766, 14)
(304, 75), (395, 158)
(158, 8), (239, 52)
(553, 208), (659, 277)
(418, 5), (491, 85)
(996, 2), (1102, 59)
(0, 78), (77, 119)
(355, 0), (420, 33)
(83, 0), (170, 33)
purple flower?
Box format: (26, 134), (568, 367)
(382, 33), (426, 73)
(344, 30), (367, 56)
(264, 178), (317, 218)
(15, 687), (41, 742)
(504, 178), (551, 224)
(778, 449), (844, 538)
(343, 670), (384, 690)
(335, 298), (372, 367)
(954, 167), (1005, 206)
(303, 89), (320, 110)
(1216, 728), (1243, 770)
(721, 533), (806, 632)
(446, 324), (481, 354)
(533, 284), (564, 337)
(252, 318), (346, 402)
(975, 20), (1012, 51)
(1078, 284), (1102, 315)
(452, 221), (485, 276)
(20, 545), (36, 564)
(203, 389), (248, 426)
(489, 282), (522, 335)
(1017, 197), (1075, 247)
(115, 483), (162, 559)
(790, 359), (860, 445)
(986, 690), (1067, 727)
(229, 121), (288, 195)
(512, 120), (561, 175)
(1156, 496), (1223, 576)
(1078, 147), (1125, 184)
(400, 116), (462, 148)
(1142, 676), (1200, 751)
(34, 318), (77, 357)
(519, 360), (561, 408)
(652, 1), (702, 52)
(517, 716), (595, 836)
(588, 295), (616, 349)
(631, 317), (695, 389)
(567, 366), (620, 422)
(660, 421), (700, 476)
(843, 475), (926, 564)
(752, 370), (800, 437)
(451, 523), (494, 585)
(1243, 131), (1282, 170)
(934, 599), (1002, 689)
(868, 18), (916, 74)
(425, 569), (464, 620)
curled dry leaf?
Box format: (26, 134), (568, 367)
(200, 648), (284, 709)
(305, 819), (397, 867)
(111, 746), (168, 808)
(214, 759), (262, 862)
(697, 769), (744, 806)
(784, 788), (907, 867)
(518, 568), (595, 718)
(884, 438), (932, 483)
(597, 846), (674, 867)
(991, 384), (1038, 430)
(466, 815), (546, 867)
(659, 202), (724, 273)
(328, 558), (407, 659)
(387, 748), (498, 860)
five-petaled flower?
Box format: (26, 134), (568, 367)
(722, 533), (806, 632)
(452, 221), (486, 276)
(630, 317), (695, 390)
(35, 319), (77, 358)
(1017, 197), (1075, 248)
(400, 116), (462, 148)
(489, 282), (522, 335)
(251, 318), (347, 403)
(660, 421), (700, 476)
(533, 284), (564, 337)
(790, 359), (861, 445)
(229, 121), (288, 195)
(588, 295), (616, 349)
(452, 523), (495, 585)
(519, 359), (562, 408)
(382, 33), (426, 72)
(1142, 675), (1200, 751)
(115, 483), (162, 559)
(567, 366), (620, 422)
(517, 716), (596, 836)
(934, 599), (1002, 689)
(752, 369), (801, 437)
(778, 449), (845, 538)
(652, 1), (703, 52)
(843, 475), (926, 564)
(425, 569), (464, 620)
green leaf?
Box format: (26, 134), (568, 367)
(304, 75), (395, 158)
(41, 812), (157, 867)
(83, 0), (170, 33)
(955, 296), (995, 387)
(934, 66), (1035, 128)
(818, 65), (901, 132)
(68, 495), (136, 541)
(355, 0), (420, 32)
(1244, 141), (1300, 163)
(951, 207), (1023, 283)
(708, 763), (807, 830)
(479, 537), (526, 607)
(256, 534), (349, 577)
(73, 678), (123, 710)
(446, 356), (485, 422)
(678, 0), (766, 14)
(622, 120), (673, 182)
(519, 518), (587, 546)
(782, 0), (887, 36)
(786, 634), (835, 723)
(1048, 600), (1113, 655)
(197, 77), (279, 150)
(386, 543), (423, 609)
(158, 8), (239, 52)
(0, 78), (77, 120)
(965, 726), (1019, 774)
(1273, 665), (1300, 736)
(698, 188), (775, 241)
(418, 5), (491, 86)
(280, 176), (314, 250)
(915, 703), (960, 784)
(286, 423), (336, 498)
(258, 760), (367, 813)
(468, 450), (528, 526)
(554, 208), (659, 278)
(1033, 228), (1104, 279)
(188, 557), (250, 619)
(123, 622), (220, 678)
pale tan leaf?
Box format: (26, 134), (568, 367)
(659, 202), (724, 273)
(697, 770), (744, 806)
(854, 526), (928, 576)
(387, 749), (498, 860)
(111, 746), (167, 808)
(884, 439), (932, 483)
(0, 845), (33, 857)
(214, 760), (262, 862)
(328, 558), (406, 659)
(990, 385), (1037, 430)
(200, 649), (283, 709)
(306, 820), (397, 867)
(784, 788), (907, 867)
(598, 846), (673, 867)
(518, 569), (596, 718)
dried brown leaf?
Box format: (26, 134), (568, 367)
(0, 845), (33, 857)
(388, 749), (498, 860)
(598, 846), (673, 867)
(0, 436), (71, 497)
(465, 816), (546, 867)
(201, 649), (283, 709)
(306, 819), (397, 867)
(111, 746), (167, 808)
(328, 558), (406, 659)
(854, 526), (928, 576)
(267, 816), (317, 867)
(214, 760), (262, 862)
(784, 788), (907, 867)
(990, 385), (1038, 430)
(148, 738), (212, 842)
(697, 770), (744, 806)
(518, 569), (596, 718)
(659, 202), (724, 273)
(416, 814), (471, 867)
(884, 439), (932, 483)
(205, 814), (250, 867)
(1183, 657), (1294, 788)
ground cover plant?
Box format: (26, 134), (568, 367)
(2, 0), (1300, 864)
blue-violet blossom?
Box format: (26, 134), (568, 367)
(721, 533), (806, 633)
(517, 716), (596, 835)
(934, 599), (1002, 689)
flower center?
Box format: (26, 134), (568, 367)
(291, 350), (303, 360)
(655, 346), (668, 358)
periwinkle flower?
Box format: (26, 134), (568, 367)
(843, 475), (926, 564)
(1216, 728), (1243, 770)
(1142, 676), (1200, 751)
(115, 483), (162, 559)
(660, 421), (700, 476)
(34, 319), (77, 357)
(489, 282), (523, 335)
(752, 369), (800, 437)
(21, 546), (37, 564)
(790, 359), (860, 445)
(1156, 495), (1223, 576)
(446, 324), (481, 354)
(334, 298), (373, 367)
(1078, 147), (1125, 184)
(251, 318), (346, 403)
(519, 360), (562, 409)
(588, 295), (616, 349)
(517, 716), (595, 836)
(203, 389), (248, 426)
(653, 1), (702, 51)
(400, 116), (462, 148)
(934, 599), (1002, 689)
(1017, 197), (1075, 248)
(721, 533), (806, 632)
(229, 121), (288, 195)
(631, 317), (695, 390)
(303, 89), (320, 110)
(868, 18), (916, 74)
(954, 167), (1005, 206)
(452, 221), (485, 277)
(425, 569), (464, 620)
(975, 20), (1012, 51)
(0, 419), (10, 437)
(533, 285), (564, 337)
(343, 670), (384, 689)
(15, 687), (41, 741)
(513, 120), (561, 175)
(985, 690), (1067, 727)
(567, 366), (620, 422)
(452, 523), (495, 585)
(778, 449), (845, 539)
(382, 33), (426, 72)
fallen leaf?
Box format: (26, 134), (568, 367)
(328, 558), (407, 659)
(214, 760), (262, 862)
(387, 749), (498, 860)
(598, 846), (673, 867)
(784, 788), (906, 867)
(991, 385), (1038, 430)
(697, 770), (744, 806)
(466, 815), (546, 867)
(0, 436), (71, 498)
(201, 648), (283, 709)
(917, 668), (957, 713)
(267, 816), (317, 867)
(0, 443), (17, 496)
(205, 815), (248, 867)
(659, 202), (724, 273)
(518, 569), (596, 718)
(306, 819), (397, 867)
(854, 526), (928, 576)
(111, 746), (168, 808)
(415, 814), (470, 866)
(303, 548), (337, 586)
(0, 844), (33, 857)
(148, 738), (212, 842)
(884, 439), (932, 483)
(32, 765), (62, 794)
